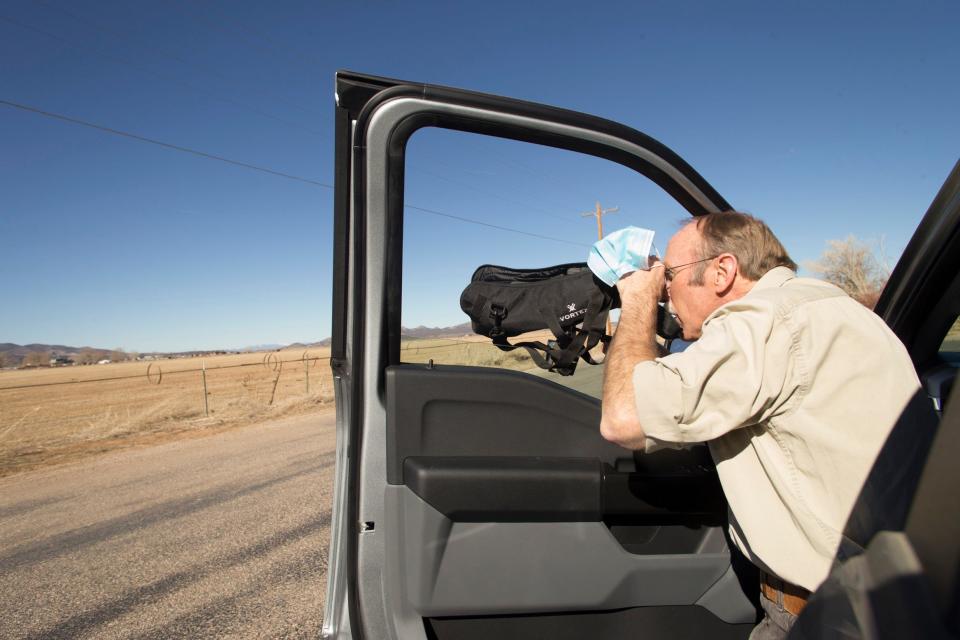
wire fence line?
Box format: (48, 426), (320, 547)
(0, 339), (549, 475)
(0, 356), (327, 392)
(0, 352), (336, 473)
(0, 340), (497, 392)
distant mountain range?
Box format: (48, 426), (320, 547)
(0, 323), (474, 367)
(238, 344), (287, 352)
(0, 343), (114, 368)
(0, 343), (110, 358)
(400, 322), (473, 339)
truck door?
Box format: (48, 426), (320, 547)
(324, 71), (757, 640)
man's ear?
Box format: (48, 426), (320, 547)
(714, 253), (738, 294)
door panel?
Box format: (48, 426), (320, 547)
(389, 487), (731, 615)
(426, 605), (756, 640)
(383, 364), (753, 633)
(388, 364), (727, 523)
(386, 364), (626, 483)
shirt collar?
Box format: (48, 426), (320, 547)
(701, 266), (796, 327)
(750, 266), (796, 293)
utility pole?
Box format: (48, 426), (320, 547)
(581, 202), (619, 339)
(580, 201), (619, 241)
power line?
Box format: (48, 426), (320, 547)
(144, 1), (591, 216)
(0, 99), (333, 188)
(495, 155), (590, 212)
(20, 3), (581, 225)
(404, 204), (590, 247)
(24, 1), (613, 231)
(1, 99), (591, 246)
(408, 166), (578, 223)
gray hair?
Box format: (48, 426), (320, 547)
(688, 211), (797, 284)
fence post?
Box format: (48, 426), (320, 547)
(304, 353), (310, 395)
(269, 361), (283, 406)
(201, 360), (209, 417)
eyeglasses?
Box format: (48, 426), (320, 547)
(662, 255), (719, 282)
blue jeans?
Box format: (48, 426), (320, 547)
(749, 591), (799, 640)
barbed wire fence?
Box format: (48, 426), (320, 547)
(0, 340), (532, 425)
(0, 340), (553, 473)
(0, 341), (479, 388)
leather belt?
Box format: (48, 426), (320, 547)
(760, 571), (810, 616)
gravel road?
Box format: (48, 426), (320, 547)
(0, 411), (336, 639)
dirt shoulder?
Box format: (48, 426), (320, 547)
(0, 401), (336, 478)
(0, 411), (336, 639)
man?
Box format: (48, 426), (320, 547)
(600, 212), (927, 638)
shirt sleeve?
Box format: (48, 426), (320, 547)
(632, 297), (801, 453)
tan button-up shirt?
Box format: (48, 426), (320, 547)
(632, 267), (924, 591)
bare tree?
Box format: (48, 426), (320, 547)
(0, 352), (7, 369)
(22, 351), (52, 368)
(110, 348), (128, 363)
(806, 235), (889, 308)
(76, 349), (99, 365)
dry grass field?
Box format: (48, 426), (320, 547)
(0, 348), (336, 476)
(4, 315), (945, 477)
(0, 333), (563, 476)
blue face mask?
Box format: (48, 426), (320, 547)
(587, 226), (656, 287)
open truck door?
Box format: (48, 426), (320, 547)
(321, 71), (762, 640)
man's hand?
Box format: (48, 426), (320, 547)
(615, 262), (665, 307)
(600, 262), (664, 451)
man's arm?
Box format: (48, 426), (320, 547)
(600, 267), (663, 450)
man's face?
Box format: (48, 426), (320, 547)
(663, 224), (720, 341)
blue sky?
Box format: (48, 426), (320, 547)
(1, 0), (957, 352)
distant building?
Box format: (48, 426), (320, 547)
(50, 355), (74, 366)
(97, 359), (111, 365)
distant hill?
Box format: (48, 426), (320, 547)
(400, 322), (473, 339)
(0, 343), (110, 358)
(0, 343), (85, 356)
(239, 343), (286, 352)
(1, 323), (475, 368)
(0, 343), (112, 368)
